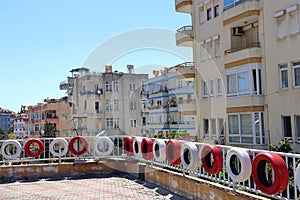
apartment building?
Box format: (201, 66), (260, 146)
(0, 108), (14, 132)
(25, 97), (68, 137)
(60, 65), (148, 136)
(141, 63), (197, 141)
(13, 106), (28, 139)
(175, 0), (300, 151)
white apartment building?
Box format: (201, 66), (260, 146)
(175, 0), (300, 151)
(60, 65), (148, 136)
(141, 63), (197, 141)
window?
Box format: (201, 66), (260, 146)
(84, 100), (87, 110)
(105, 100), (112, 111)
(202, 81), (208, 98)
(228, 112), (265, 144)
(105, 81), (112, 92)
(217, 78), (222, 95)
(178, 80), (183, 88)
(282, 116), (292, 138)
(130, 83), (135, 91)
(200, 42), (206, 61)
(199, 6), (205, 24)
(207, 7), (212, 20)
(95, 102), (100, 113)
(293, 61), (300, 87)
(214, 5), (219, 17)
(187, 94), (192, 102)
(211, 118), (216, 137)
(131, 119), (137, 128)
(238, 71), (250, 93)
(276, 15), (287, 39)
(106, 118), (119, 129)
(112, 81), (118, 91)
(288, 9), (300, 35)
(279, 64), (288, 89)
(295, 116), (300, 139)
(218, 118), (224, 135)
(227, 74), (237, 94)
(210, 79), (214, 96)
(130, 102), (137, 111)
(34, 124), (40, 132)
(214, 39), (220, 57)
(113, 100), (119, 110)
(203, 119), (209, 137)
(206, 41), (212, 58)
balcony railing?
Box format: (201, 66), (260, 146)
(224, 42), (261, 55)
(176, 26), (194, 46)
(174, 62), (194, 68)
(80, 89), (103, 95)
(1, 136), (300, 199)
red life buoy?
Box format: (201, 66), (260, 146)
(252, 152), (289, 195)
(200, 144), (223, 175)
(166, 140), (181, 166)
(24, 139), (44, 158)
(124, 136), (134, 156)
(68, 136), (88, 156)
(141, 138), (153, 160)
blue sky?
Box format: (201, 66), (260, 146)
(0, 1), (191, 112)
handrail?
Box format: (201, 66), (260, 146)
(176, 25), (193, 32)
(224, 42), (261, 55)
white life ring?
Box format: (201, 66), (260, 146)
(153, 139), (166, 162)
(94, 136), (114, 156)
(295, 163), (300, 191)
(181, 142), (199, 169)
(226, 148), (252, 182)
(1, 140), (22, 160)
(133, 137), (143, 157)
(49, 138), (69, 157)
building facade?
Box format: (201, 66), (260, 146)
(175, 0), (300, 151)
(141, 63), (197, 141)
(60, 65), (148, 136)
(0, 108), (14, 133)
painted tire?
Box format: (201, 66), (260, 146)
(141, 138), (153, 160)
(226, 148), (251, 182)
(200, 144), (223, 175)
(153, 139), (166, 162)
(252, 152), (289, 195)
(181, 142), (199, 169)
(94, 136), (114, 156)
(1, 140), (22, 160)
(50, 138), (69, 157)
(133, 137), (143, 158)
(124, 136), (134, 156)
(295, 163), (300, 191)
(68, 136), (89, 156)
(166, 140), (181, 166)
(24, 139), (44, 158)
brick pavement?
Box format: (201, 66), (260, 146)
(0, 174), (186, 200)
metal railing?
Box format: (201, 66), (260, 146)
(1, 136), (300, 199)
(224, 42), (261, 55)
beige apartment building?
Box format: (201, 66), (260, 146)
(60, 65), (148, 136)
(175, 0), (300, 151)
(141, 63), (197, 141)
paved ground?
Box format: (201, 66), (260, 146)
(0, 174), (186, 200)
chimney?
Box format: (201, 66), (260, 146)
(105, 65), (112, 73)
(127, 64), (134, 73)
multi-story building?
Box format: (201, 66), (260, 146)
(0, 108), (14, 132)
(13, 105), (28, 139)
(141, 63), (197, 141)
(25, 97), (68, 137)
(175, 0), (300, 151)
(60, 65), (148, 136)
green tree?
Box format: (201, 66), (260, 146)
(0, 128), (6, 140)
(41, 122), (56, 138)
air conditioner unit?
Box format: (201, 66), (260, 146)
(233, 27), (244, 36)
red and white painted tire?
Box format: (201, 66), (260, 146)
(133, 137), (143, 158)
(124, 136), (134, 156)
(153, 139), (166, 162)
(295, 163), (300, 191)
(68, 136), (89, 156)
(141, 138), (153, 160)
(50, 138), (69, 157)
(252, 152), (289, 195)
(226, 148), (251, 182)
(1, 140), (22, 160)
(181, 142), (199, 169)
(166, 140), (181, 166)
(200, 144), (223, 175)
(24, 139), (44, 158)
(94, 136), (114, 156)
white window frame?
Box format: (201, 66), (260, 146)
(130, 83), (136, 92)
(112, 81), (118, 92)
(210, 79), (215, 97)
(199, 5), (205, 24)
(131, 119), (137, 128)
(130, 101), (137, 111)
(202, 81), (208, 98)
(105, 100), (112, 111)
(113, 100), (119, 111)
(282, 115), (292, 140)
(292, 61), (300, 88)
(217, 78), (222, 96)
(279, 63), (288, 89)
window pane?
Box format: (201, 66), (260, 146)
(238, 71), (250, 93)
(203, 81), (208, 96)
(240, 114), (252, 135)
(289, 12), (300, 35)
(203, 119), (209, 134)
(228, 115), (239, 134)
(280, 69), (288, 88)
(282, 116), (292, 137)
(210, 80), (214, 96)
(211, 119), (216, 136)
(217, 79), (222, 94)
(295, 116), (300, 137)
(241, 137), (253, 144)
(294, 67), (300, 87)
(227, 74), (237, 94)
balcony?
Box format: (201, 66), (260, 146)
(59, 80), (68, 90)
(223, 0), (261, 26)
(224, 43), (262, 63)
(224, 42), (261, 55)
(176, 26), (194, 47)
(175, 0), (192, 13)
